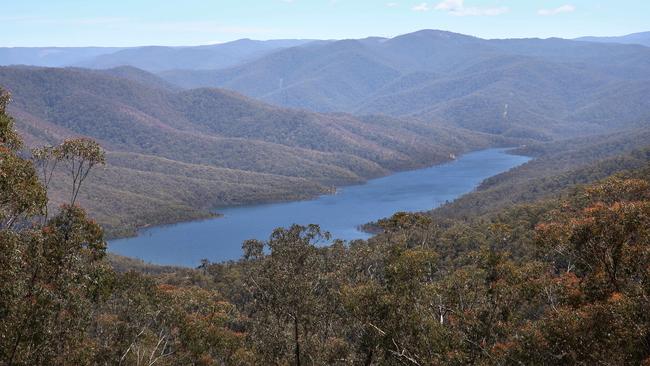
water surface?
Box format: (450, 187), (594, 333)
(109, 148), (530, 266)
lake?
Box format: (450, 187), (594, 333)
(109, 148), (530, 267)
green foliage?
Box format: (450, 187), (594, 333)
(241, 225), (347, 365)
(0, 151), (46, 226)
(0, 91), (111, 365)
(0, 207), (112, 365)
(0, 90), (46, 227)
(0, 92), (247, 365)
(58, 138), (105, 205)
(89, 272), (250, 365)
(0, 91), (22, 151)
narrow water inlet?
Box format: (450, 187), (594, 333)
(109, 148), (531, 266)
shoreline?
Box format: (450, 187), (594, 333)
(108, 147), (531, 267)
(106, 146), (528, 242)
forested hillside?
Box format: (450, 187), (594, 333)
(0, 67), (500, 236)
(2, 0), (649, 357)
(431, 128), (650, 219)
(161, 30), (650, 140)
(3, 94), (650, 364)
(3, 31), (649, 239)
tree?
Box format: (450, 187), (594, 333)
(0, 89), (111, 365)
(242, 224), (336, 365)
(58, 138), (105, 206)
(342, 213), (445, 365)
(0, 91), (22, 151)
(510, 176), (650, 364)
(0, 91), (46, 229)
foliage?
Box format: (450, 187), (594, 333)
(0, 90), (111, 365)
(241, 225), (346, 365)
(433, 132), (650, 220)
(2, 85), (650, 364)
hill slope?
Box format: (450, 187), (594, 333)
(431, 128), (650, 219)
(160, 30), (650, 140)
(0, 66), (498, 236)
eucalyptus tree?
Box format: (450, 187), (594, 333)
(0, 89), (111, 365)
(242, 224), (346, 365)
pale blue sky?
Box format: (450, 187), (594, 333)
(1, 0), (647, 47)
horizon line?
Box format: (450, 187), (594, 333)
(1, 28), (647, 48)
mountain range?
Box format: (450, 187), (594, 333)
(1, 29), (648, 236)
(159, 30), (650, 140)
(0, 39), (318, 69)
(0, 65), (498, 236)
(2, 30), (647, 71)
(576, 31), (650, 47)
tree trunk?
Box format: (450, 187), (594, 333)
(364, 348), (374, 366)
(294, 316), (301, 366)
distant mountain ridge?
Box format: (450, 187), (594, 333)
(3, 30), (647, 71)
(576, 31), (650, 47)
(75, 39), (323, 71)
(0, 46), (124, 67)
(160, 29), (650, 140)
(0, 39), (322, 71)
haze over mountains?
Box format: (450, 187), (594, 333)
(160, 30), (650, 139)
(0, 46), (124, 67)
(75, 39), (320, 71)
(0, 29), (648, 236)
(0, 39), (318, 69)
(576, 31), (650, 47)
(2, 29), (647, 70)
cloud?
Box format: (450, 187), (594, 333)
(415, 0), (509, 16)
(412, 3), (430, 11)
(538, 4), (576, 16)
(386, 2), (399, 7)
(434, 0), (463, 11)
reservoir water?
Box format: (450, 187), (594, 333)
(109, 148), (530, 267)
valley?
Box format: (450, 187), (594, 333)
(2, 1), (650, 361)
(0, 62), (504, 237)
(109, 148), (530, 266)
(1, 30), (649, 239)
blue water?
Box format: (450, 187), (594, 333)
(109, 148), (530, 267)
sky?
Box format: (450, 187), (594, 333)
(1, 0), (648, 47)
